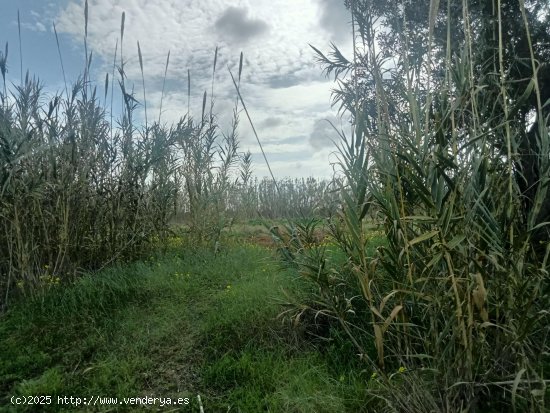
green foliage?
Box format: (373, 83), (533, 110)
(0, 4), (249, 307)
(15, 368), (65, 398)
(279, 1), (550, 412)
(203, 350), (365, 413)
(3, 0), (548, 411)
(0, 240), (372, 412)
(233, 176), (341, 219)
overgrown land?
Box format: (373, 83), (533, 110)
(1, 228), (381, 412)
(1, 0), (549, 412)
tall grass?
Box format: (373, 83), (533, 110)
(223, 176), (340, 219)
(280, 0), (549, 411)
(0, 4), (248, 309)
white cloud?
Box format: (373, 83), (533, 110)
(52, 0), (353, 178)
(316, 0), (351, 43)
(309, 115), (342, 151)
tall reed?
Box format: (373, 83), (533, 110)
(0, 3), (247, 308)
(281, 0), (549, 411)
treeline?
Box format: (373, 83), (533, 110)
(173, 176), (339, 221)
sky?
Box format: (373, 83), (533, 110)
(0, 0), (354, 179)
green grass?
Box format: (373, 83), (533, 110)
(0, 236), (372, 412)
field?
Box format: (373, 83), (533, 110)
(1, 0), (549, 412)
(0, 226), (383, 412)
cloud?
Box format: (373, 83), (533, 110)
(20, 21), (47, 32)
(251, 147), (335, 179)
(309, 116), (340, 151)
(20, 9), (49, 33)
(214, 6), (269, 44)
(267, 73), (310, 89)
(47, 0), (350, 178)
(316, 0), (350, 43)
(260, 116), (283, 128)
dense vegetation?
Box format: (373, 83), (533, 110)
(1, 234), (379, 412)
(278, 0), (549, 411)
(1, 0), (549, 412)
(0, 14), (336, 310)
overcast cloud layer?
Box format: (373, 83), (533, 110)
(0, 0), (352, 178)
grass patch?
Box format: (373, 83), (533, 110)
(0, 236), (371, 412)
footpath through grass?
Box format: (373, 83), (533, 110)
(0, 236), (370, 412)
